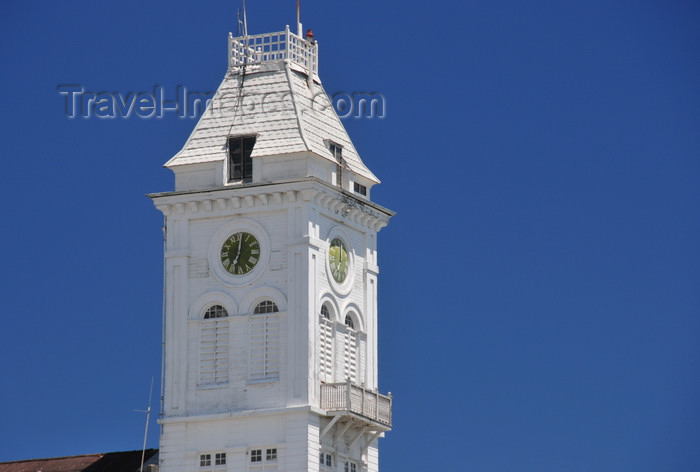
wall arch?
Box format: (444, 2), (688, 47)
(343, 303), (365, 333)
(319, 294), (341, 323)
(240, 287), (287, 314)
(188, 291), (238, 320)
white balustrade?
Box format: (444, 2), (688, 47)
(320, 381), (392, 427)
(228, 26), (318, 74)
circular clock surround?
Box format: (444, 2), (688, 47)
(209, 219), (270, 285)
(325, 228), (354, 294)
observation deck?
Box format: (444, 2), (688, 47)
(228, 26), (318, 76)
(320, 381), (392, 429)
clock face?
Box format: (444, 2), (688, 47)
(328, 237), (349, 283)
(220, 232), (261, 275)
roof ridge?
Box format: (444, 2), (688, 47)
(166, 74), (229, 166)
(284, 62), (311, 152)
(0, 450), (158, 465)
(0, 454), (102, 465)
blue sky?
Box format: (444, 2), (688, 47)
(1, 1), (699, 470)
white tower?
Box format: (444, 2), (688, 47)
(150, 24), (393, 472)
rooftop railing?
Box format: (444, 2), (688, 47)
(228, 26), (318, 74)
(320, 381), (392, 427)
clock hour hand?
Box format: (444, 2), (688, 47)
(232, 234), (243, 266)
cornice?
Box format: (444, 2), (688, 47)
(159, 404), (326, 425)
(312, 187), (392, 232)
(150, 178), (394, 232)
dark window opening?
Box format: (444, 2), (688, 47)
(320, 452), (332, 467)
(204, 305), (228, 319)
(254, 300), (279, 314)
(330, 142), (343, 188)
(228, 136), (256, 182)
(353, 182), (366, 196)
(345, 315), (355, 330)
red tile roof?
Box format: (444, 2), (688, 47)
(0, 450), (157, 472)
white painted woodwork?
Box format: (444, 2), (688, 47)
(151, 26), (393, 472)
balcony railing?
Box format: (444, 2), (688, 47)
(228, 26), (318, 74)
(320, 381), (392, 427)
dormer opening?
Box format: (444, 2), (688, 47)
(329, 142), (343, 188)
(227, 135), (256, 183)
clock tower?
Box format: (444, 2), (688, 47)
(150, 24), (393, 472)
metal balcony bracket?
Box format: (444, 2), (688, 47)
(320, 415), (341, 441)
(361, 431), (383, 455)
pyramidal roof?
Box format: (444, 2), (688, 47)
(165, 27), (379, 184)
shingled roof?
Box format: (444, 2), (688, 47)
(0, 450), (158, 472)
(165, 56), (379, 184)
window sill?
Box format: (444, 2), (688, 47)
(197, 382), (228, 390)
(247, 377), (279, 386)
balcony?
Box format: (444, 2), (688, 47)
(228, 26), (318, 75)
(320, 381), (392, 428)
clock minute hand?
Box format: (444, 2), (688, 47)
(233, 234), (243, 266)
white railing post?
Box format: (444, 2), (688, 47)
(228, 32), (233, 70)
(314, 41), (319, 75)
(285, 25), (290, 63)
(388, 392), (392, 424)
(360, 386), (365, 417)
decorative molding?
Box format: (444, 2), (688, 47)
(150, 182), (391, 231)
(314, 190), (391, 232)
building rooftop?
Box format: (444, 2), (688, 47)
(166, 28), (379, 185)
(0, 450), (158, 472)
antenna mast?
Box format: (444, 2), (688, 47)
(296, 0), (302, 36)
(241, 0), (248, 36)
(137, 377), (155, 472)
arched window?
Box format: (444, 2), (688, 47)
(343, 312), (358, 383)
(250, 300), (280, 380)
(200, 305), (229, 385)
(344, 314), (355, 330)
(204, 305), (228, 319)
(319, 303), (334, 383)
(253, 300), (279, 314)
